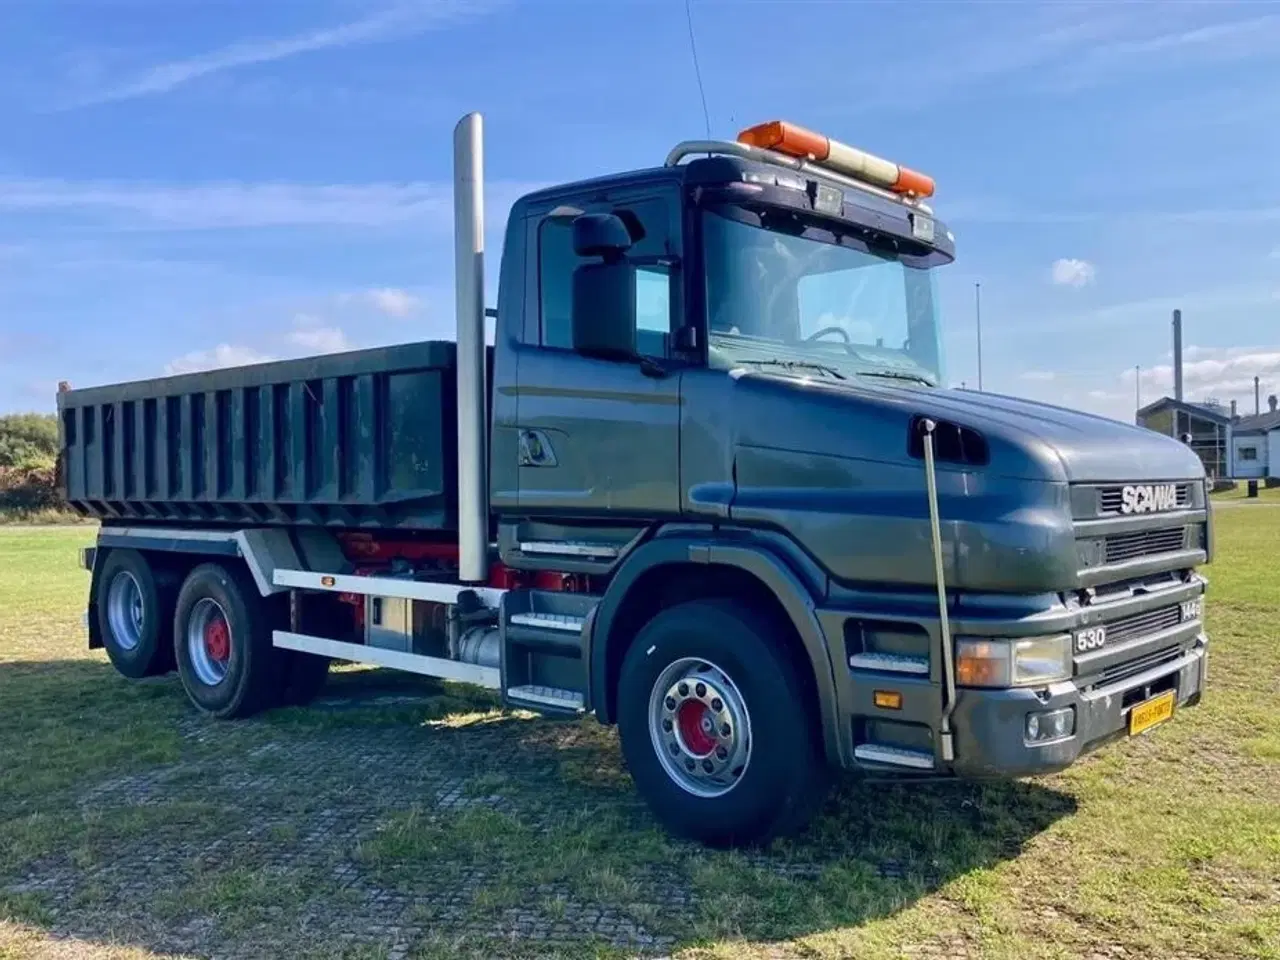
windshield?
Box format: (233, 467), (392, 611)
(702, 208), (945, 385)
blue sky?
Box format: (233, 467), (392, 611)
(2, 0), (1279, 421)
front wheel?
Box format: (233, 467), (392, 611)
(616, 599), (828, 847)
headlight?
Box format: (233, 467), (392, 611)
(955, 635), (1071, 688)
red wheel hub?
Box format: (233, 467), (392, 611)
(203, 616), (230, 663)
(676, 700), (717, 757)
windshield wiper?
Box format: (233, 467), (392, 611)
(856, 369), (934, 387)
(745, 359), (847, 380)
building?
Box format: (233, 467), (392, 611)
(1135, 397), (1232, 480)
(1230, 396), (1280, 481)
(1136, 394), (1279, 481)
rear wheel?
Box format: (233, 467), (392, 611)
(173, 563), (280, 719)
(97, 549), (174, 679)
(616, 598), (828, 847)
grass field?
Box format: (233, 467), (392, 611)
(1, 510), (1277, 960)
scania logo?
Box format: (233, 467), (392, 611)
(1120, 483), (1179, 514)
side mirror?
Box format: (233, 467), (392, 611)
(572, 261), (636, 359)
(572, 213), (633, 261)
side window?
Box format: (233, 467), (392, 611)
(634, 266), (671, 356)
(536, 198), (674, 356)
(537, 217), (576, 350)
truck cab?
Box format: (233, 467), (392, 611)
(61, 116), (1210, 847)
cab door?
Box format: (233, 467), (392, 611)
(513, 188), (682, 519)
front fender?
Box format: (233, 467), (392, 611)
(586, 531), (847, 767)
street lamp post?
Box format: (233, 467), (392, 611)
(975, 282), (983, 392)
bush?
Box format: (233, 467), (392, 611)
(0, 413), (59, 470)
(0, 464), (69, 518)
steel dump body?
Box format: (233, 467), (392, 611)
(57, 341), (467, 530)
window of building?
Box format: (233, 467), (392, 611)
(1240, 446), (1258, 462)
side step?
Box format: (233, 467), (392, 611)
(506, 685), (586, 712)
(848, 653), (930, 676)
(501, 591), (597, 715)
(518, 541), (619, 560)
(509, 612), (585, 633)
(853, 743), (936, 771)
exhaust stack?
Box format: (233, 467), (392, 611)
(1172, 309), (1183, 402)
(453, 113), (489, 584)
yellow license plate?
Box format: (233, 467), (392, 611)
(1128, 690), (1176, 736)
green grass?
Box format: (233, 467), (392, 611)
(1, 519), (1278, 959)
(1211, 482), (1280, 502)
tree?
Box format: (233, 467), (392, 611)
(0, 413), (60, 469)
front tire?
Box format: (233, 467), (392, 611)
(173, 563), (281, 719)
(616, 599), (828, 847)
(97, 548), (175, 679)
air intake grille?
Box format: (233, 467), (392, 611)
(1099, 484), (1191, 514)
(1102, 605), (1182, 645)
(1104, 527), (1188, 564)
(1102, 646), (1183, 685)
(908, 417), (989, 466)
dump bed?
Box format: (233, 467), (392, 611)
(57, 341), (465, 530)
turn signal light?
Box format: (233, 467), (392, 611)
(955, 641), (1005, 687)
(873, 690), (903, 710)
(737, 120), (935, 198)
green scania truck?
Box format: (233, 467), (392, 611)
(58, 115), (1210, 846)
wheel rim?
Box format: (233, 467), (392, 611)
(105, 571), (145, 652)
(648, 657), (752, 798)
(187, 598), (232, 686)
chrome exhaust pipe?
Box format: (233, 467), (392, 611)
(453, 112), (488, 583)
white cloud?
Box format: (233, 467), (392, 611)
(1046, 13), (1280, 92)
(0, 177), (540, 232)
(286, 315), (353, 354)
(1121, 344), (1280, 411)
(367, 287), (420, 318)
(1051, 258), (1097, 287)
(1019, 370), (1056, 382)
(165, 344), (273, 375)
(63, 1), (504, 108)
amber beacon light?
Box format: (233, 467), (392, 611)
(737, 120), (935, 199)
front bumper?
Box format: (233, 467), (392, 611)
(819, 574), (1209, 777)
(948, 634), (1207, 777)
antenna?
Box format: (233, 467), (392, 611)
(684, 0), (711, 139)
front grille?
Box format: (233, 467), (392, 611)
(1103, 527), (1188, 564)
(1102, 604), (1182, 645)
(1101, 645), (1183, 685)
(1099, 484), (1191, 515)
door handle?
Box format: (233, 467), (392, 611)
(518, 429), (558, 468)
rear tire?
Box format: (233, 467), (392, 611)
(616, 598), (829, 847)
(97, 549), (175, 679)
(173, 563), (281, 719)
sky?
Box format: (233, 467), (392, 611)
(2, 0), (1279, 422)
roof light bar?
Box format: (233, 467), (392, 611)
(737, 120), (935, 199)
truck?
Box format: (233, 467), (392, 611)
(57, 115), (1211, 847)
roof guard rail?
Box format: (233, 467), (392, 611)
(665, 139), (933, 215)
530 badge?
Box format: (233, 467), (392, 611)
(1074, 626), (1107, 652)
